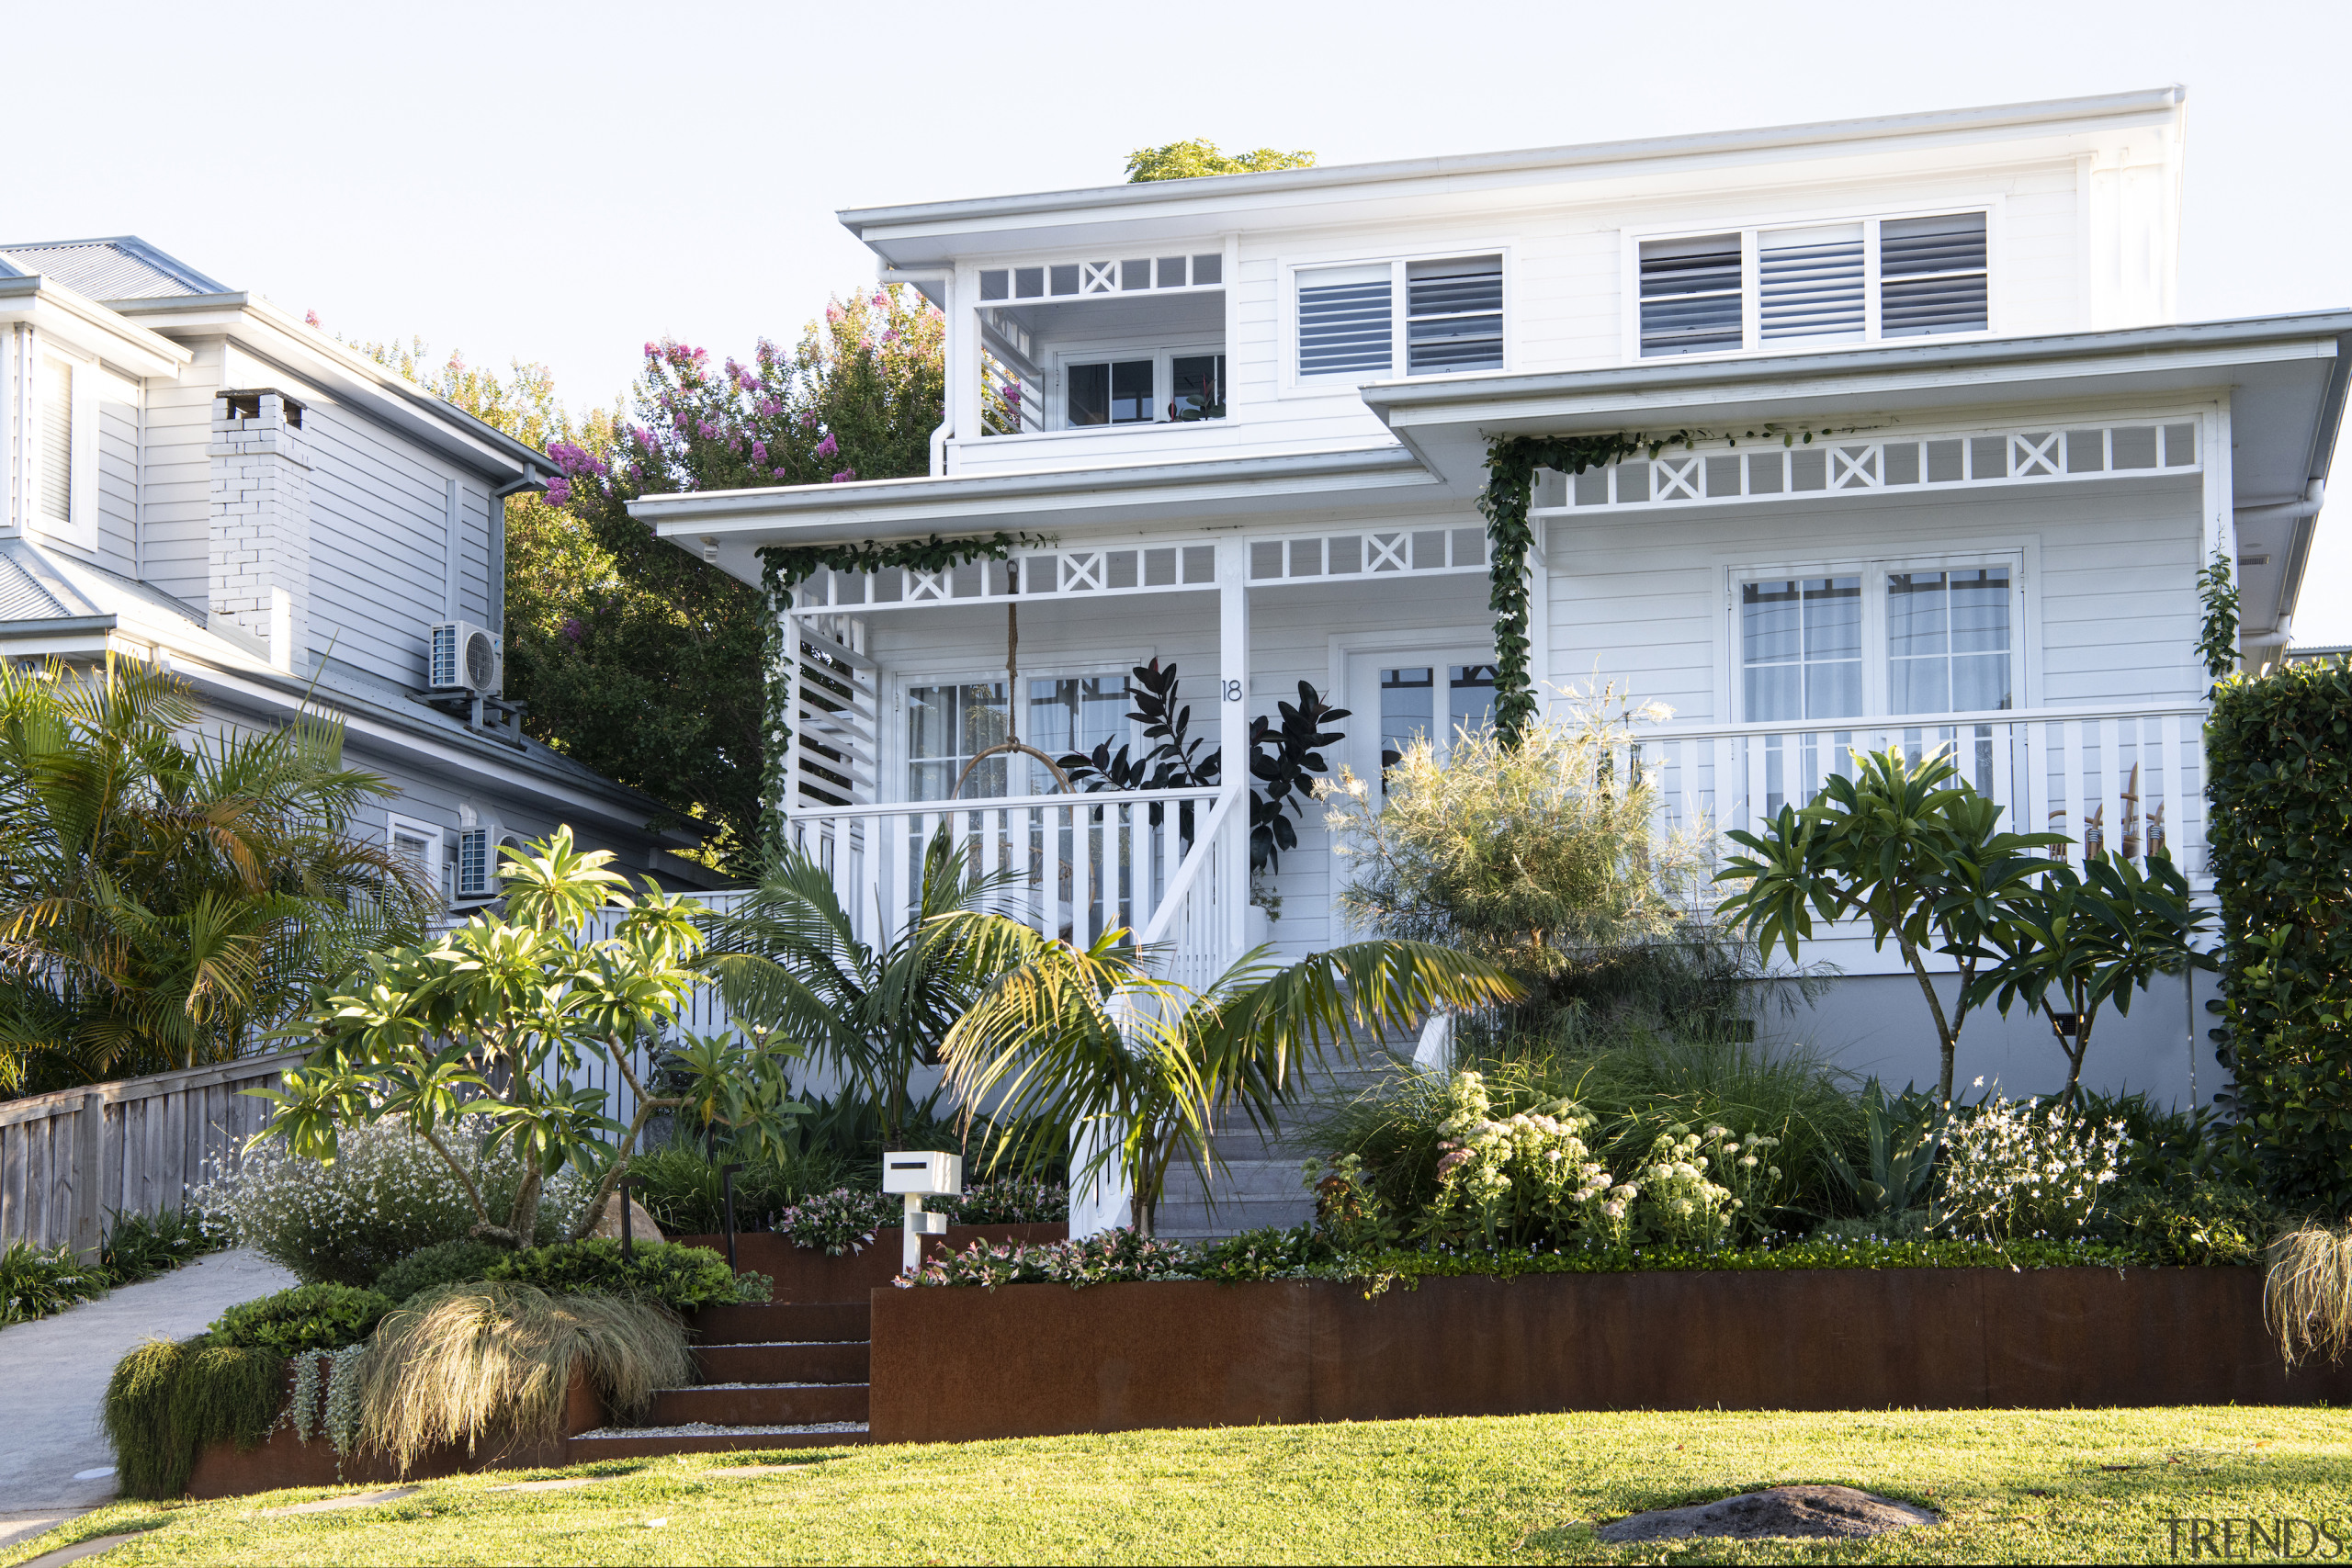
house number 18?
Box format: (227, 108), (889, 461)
(1222, 680), (1243, 702)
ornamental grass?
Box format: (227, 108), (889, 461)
(2264, 1223), (2352, 1368)
(354, 1281), (691, 1474)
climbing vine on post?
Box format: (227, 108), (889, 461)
(1479, 426), (1851, 743)
(2196, 545), (2241, 686)
(756, 531), (1048, 853)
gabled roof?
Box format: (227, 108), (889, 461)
(0, 237), (227, 301)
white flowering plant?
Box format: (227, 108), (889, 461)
(1933, 1088), (2130, 1240)
(1421, 1071), (1629, 1251)
(196, 1115), (590, 1286)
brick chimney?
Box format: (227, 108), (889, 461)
(209, 390), (311, 671)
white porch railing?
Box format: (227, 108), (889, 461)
(787, 785), (1228, 954)
(1131, 784), (1247, 993)
(1629, 701), (2210, 878)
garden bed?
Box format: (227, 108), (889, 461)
(676, 1224), (1066, 1303)
(867, 1265), (2352, 1443)
(181, 1358), (605, 1500)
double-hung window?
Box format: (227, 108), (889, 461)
(907, 674), (1131, 800)
(1639, 210), (1989, 358)
(1736, 558), (2018, 723)
(1297, 254), (1505, 381)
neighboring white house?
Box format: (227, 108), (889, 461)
(633, 87), (2346, 1173)
(0, 237), (718, 905)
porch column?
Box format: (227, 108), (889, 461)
(1216, 538), (1250, 958)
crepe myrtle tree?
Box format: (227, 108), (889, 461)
(250, 829), (805, 1247)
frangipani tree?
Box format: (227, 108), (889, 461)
(1713, 748), (2061, 1103)
(252, 829), (802, 1247)
(941, 927), (1520, 1235)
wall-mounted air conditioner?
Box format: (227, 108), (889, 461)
(429, 622), (503, 695)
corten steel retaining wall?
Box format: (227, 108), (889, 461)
(868, 1268), (2352, 1443)
(184, 1361), (604, 1500)
(676, 1224), (1069, 1303)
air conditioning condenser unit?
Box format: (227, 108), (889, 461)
(429, 622), (503, 695)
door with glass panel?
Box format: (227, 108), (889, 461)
(904, 673), (1136, 935)
(1346, 653), (1499, 793)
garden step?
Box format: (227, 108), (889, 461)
(1156, 1157), (1317, 1239)
(650, 1382), (871, 1427)
(695, 1302), (870, 1345)
(696, 1341), (870, 1384)
(568, 1423), (871, 1459)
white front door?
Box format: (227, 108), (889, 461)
(1345, 651), (1498, 791)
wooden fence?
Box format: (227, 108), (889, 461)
(0, 1051), (309, 1257)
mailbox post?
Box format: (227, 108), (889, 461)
(881, 1151), (962, 1275)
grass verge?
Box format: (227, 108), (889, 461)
(8, 1405), (2348, 1565)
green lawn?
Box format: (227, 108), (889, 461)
(16, 1407), (2349, 1565)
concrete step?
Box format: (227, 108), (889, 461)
(649, 1382), (870, 1427)
(1155, 1158), (1317, 1240)
(697, 1341), (869, 1384)
(569, 1423), (870, 1459)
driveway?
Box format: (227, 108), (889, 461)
(0, 1248), (295, 1543)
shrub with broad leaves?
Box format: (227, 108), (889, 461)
(207, 1282), (393, 1354)
(484, 1238), (768, 1311)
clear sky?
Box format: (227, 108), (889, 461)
(9, 0), (2347, 637)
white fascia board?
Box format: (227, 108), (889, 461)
(107, 294), (551, 486)
(0, 277), (192, 379)
(841, 86), (2184, 259)
(636, 446), (1439, 587)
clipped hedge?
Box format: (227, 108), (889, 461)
(2208, 660), (2352, 1213)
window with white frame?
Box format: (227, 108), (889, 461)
(1736, 558), (2017, 722)
(907, 675), (1130, 800)
(1378, 662), (1497, 788)
(1057, 350), (1228, 429)
(1297, 254), (1505, 380)
(1640, 211), (1989, 358)
(387, 815), (450, 903)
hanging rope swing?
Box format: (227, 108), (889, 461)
(951, 560), (1073, 798)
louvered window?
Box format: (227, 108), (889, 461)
(1639, 235), (1743, 356)
(39, 357), (72, 524)
(1759, 224), (1864, 344)
(1297, 264), (1394, 377)
(1881, 213), (1989, 338)
(1406, 256), (1503, 373)
(1639, 210), (1991, 357)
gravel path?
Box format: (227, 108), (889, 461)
(0, 1247), (295, 1532)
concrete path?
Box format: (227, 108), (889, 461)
(0, 1248), (295, 1529)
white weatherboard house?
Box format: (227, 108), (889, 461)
(638, 88), (2346, 1230)
(0, 238), (716, 908)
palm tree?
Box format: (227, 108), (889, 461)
(941, 926), (1521, 1235)
(0, 656), (440, 1095)
(701, 828), (1019, 1148)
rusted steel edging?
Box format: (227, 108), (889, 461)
(868, 1267), (2352, 1443)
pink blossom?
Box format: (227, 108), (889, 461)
(814, 432), (838, 457)
(774, 467), (788, 478)
(757, 398), (781, 419)
(643, 341), (660, 357)
(752, 440), (769, 467)
(561, 616), (584, 643)
(696, 419), (721, 440)
(871, 291), (888, 308)
(825, 304), (843, 322)
(545, 476), (572, 507)
(831, 468), (856, 483)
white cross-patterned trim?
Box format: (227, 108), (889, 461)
(1059, 551), (1105, 592)
(1543, 418), (2202, 514)
(1080, 261), (1118, 294)
(1366, 533), (1411, 572)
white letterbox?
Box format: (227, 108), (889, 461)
(882, 1151), (962, 1196)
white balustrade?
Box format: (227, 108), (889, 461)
(786, 785), (1228, 956)
(1624, 702), (2210, 881)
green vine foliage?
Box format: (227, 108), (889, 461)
(2197, 546), (2242, 684)
(757, 532), (1046, 852)
(2207, 660), (2352, 1214)
(1483, 428), (1871, 740)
